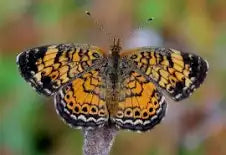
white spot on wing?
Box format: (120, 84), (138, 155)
(159, 96), (165, 105)
(87, 117), (96, 122)
(205, 59), (209, 69)
(151, 115), (158, 121)
(78, 115), (87, 121)
(134, 119), (143, 125)
(16, 52), (23, 63)
(64, 109), (70, 115)
(124, 120), (133, 124)
(44, 88), (51, 95)
(175, 93), (182, 99)
(71, 114), (77, 120)
(143, 120), (150, 125)
(156, 107), (162, 114)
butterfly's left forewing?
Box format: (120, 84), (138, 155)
(17, 44), (105, 96)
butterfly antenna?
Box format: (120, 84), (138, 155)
(85, 11), (115, 42)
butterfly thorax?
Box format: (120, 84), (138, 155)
(106, 38), (122, 115)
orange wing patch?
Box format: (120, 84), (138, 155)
(111, 71), (167, 132)
(54, 69), (108, 129)
(17, 44), (105, 96)
(121, 48), (208, 101)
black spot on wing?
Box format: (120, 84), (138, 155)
(16, 46), (54, 96)
(17, 46), (48, 81)
(173, 53), (208, 101)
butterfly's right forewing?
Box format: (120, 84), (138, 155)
(121, 47), (208, 101)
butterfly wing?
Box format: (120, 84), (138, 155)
(121, 48), (208, 101)
(16, 44), (105, 96)
(54, 68), (108, 129)
(111, 70), (167, 132)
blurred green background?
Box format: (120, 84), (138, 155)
(0, 0), (226, 155)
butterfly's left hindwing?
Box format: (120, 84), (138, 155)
(55, 68), (109, 129)
(16, 44), (105, 96)
(121, 48), (208, 101)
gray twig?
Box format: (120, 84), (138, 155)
(83, 125), (118, 155)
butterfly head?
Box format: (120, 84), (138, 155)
(110, 38), (121, 55)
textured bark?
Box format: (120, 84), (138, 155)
(83, 126), (118, 155)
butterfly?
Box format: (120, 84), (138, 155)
(16, 38), (208, 132)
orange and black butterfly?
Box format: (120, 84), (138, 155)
(16, 38), (208, 132)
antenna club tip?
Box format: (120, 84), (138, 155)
(147, 17), (155, 21)
(85, 11), (91, 16)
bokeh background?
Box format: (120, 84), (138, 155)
(0, 0), (226, 155)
